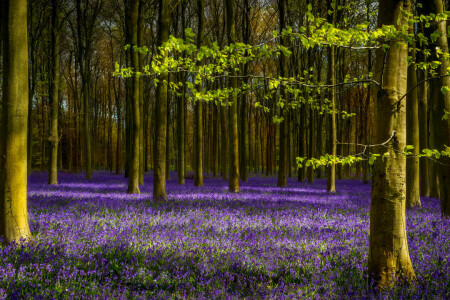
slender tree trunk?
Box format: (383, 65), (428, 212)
(220, 98), (228, 181)
(153, 0), (170, 200)
(0, 0), (32, 243)
(115, 57), (122, 175)
(177, 1), (186, 185)
(429, 83), (440, 199)
(277, 0), (288, 187)
(194, 0), (205, 187)
(326, 2), (336, 192)
(138, 0), (144, 185)
(369, 0), (416, 288)
(177, 76), (185, 184)
(213, 95), (219, 177)
(418, 69), (429, 196)
(166, 85), (171, 180)
(225, 0), (239, 192)
(48, 0), (60, 185)
(406, 45), (420, 207)
(127, 0), (140, 194)
(27, 58), (36, 175)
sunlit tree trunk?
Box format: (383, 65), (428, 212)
(225, 0), (239, 192)
(369, 0), (416, 287)
(153, 0), (170, 200)
(0, 0), (32, 243)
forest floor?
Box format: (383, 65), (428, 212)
(0, 172), (449, 298)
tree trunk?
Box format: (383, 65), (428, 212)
(225, 0), (239, 192)
(126, 0), (140, 194)
(433, 0), (450, 217)
(194, 0), (205, 187)
(177, 1), (186, 185)
(428, 84), (440, 199)
(213, 97), (219, 177)
(0, 0), (32, 243)
(177, 77), (185, 184)
(369, 0), (416, 288)
(220, 99), (228, 181)
(48, 0), (60, 185)
(166, 85), (171, 180)
(326, 2), (336, 192)
(138, 0), (144, 185)
(406, 46), (420, 207)
(418, 69), (429, 196)
(153, 0), (170, 200)
(277, 0), (288, 187)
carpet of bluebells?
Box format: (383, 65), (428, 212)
(0, 171), (449, 299)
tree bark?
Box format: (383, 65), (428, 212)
(326, 1), (336, 192)
(433, 0), (450, 217)
(369, 0), (416, 288)
(153, 0), (170, 200)
(194, 0), (205, 187)
(406, 46), (421, 207)
(177, 0), (186, 185)
(138, 0), (144, 185)
(0, 0), (32, 243)
(277, 0), (288, 187)
(126, 0), (140, 194)
(48, 0), (60, 185)
(225, 0), (239, 192)
(418, 69), (429, 196)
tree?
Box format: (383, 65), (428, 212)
(433, 0), (450, 217)
(0, 0), (32, 243)
(153, 0), (170, 201)
(194, 0), (205, 187)
(326, 0), (336, 193)
(277, 0), (288, 188)
(126, 0), (140, 194)
(48, 0), (61, 185)
(75, 0), (103, 180)
(225, 0), (239, 192)
(177, 0), (187, 185)
(406, 45), (421, 208)
(138, 0), (144, 185)
(369, 0), (416, 287)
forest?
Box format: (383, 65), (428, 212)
(0, 0), (450, 298)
